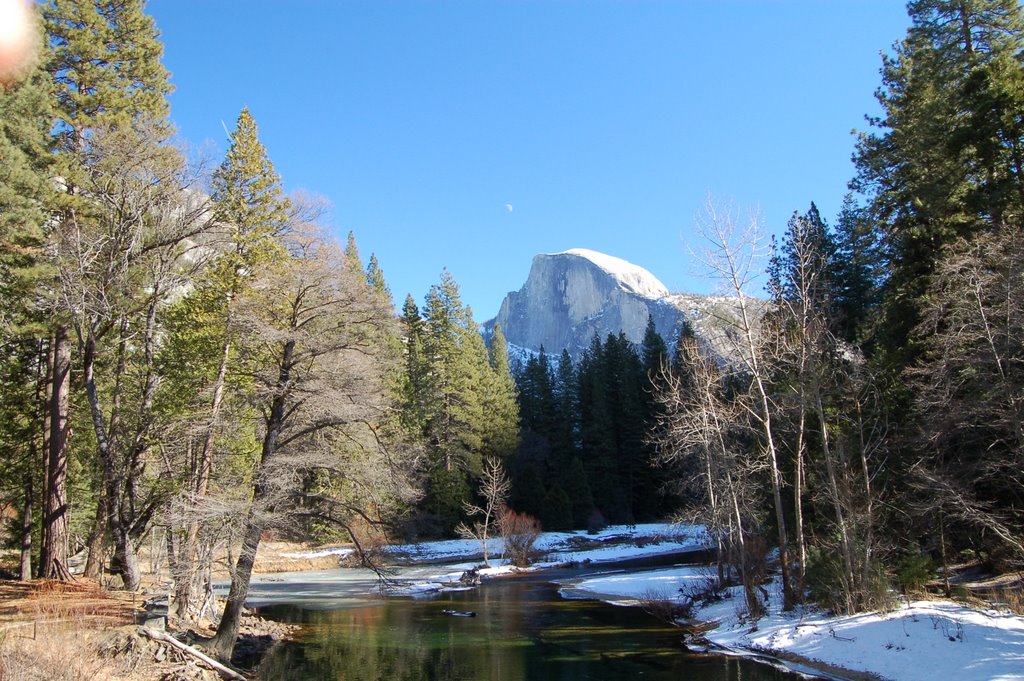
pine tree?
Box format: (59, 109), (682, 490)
(517, 349), (556, 444)
(577, 334), (618, 520)
(604, 332), (646, 522)
(853, 0), (1024, 364)
(398, 294), (429, 435)
(41, 0), (176, 583)
(0, 18), (53, 580)
(211, 107), (292, 256)
(831, 195), (884, 345)
(563, 456), (594, 529)
(166, 106), (290, 618)
(510, 462), (545, 519)
(540, 484), (573, 532)
(551, 350), (579, 464)
(0, 29), (52, 333)
(366, 253), (392, 302)
(577, 333), (647, 523)
(484, 323), (520, 460)
(418, 270), (499, 533)
(638, 316), (672, 519)
(768, 203), (836, 310)
(343, 230), (363, 278)
(44, 0), (173, 157)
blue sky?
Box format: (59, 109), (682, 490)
(147, 1), (910, 320)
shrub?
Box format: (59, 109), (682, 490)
(540, 485), (573, 532)
(806, 545), (892, 614)
(638, 589), (693, 623)
(586, 509), (607, 535)
(895, 550), (934, 594)
(500, 510), (542, 567)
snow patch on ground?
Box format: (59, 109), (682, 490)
(288, 523), (704, 564)
(382, 523), (708, 597)
(284, 525), (1024, 680)
(281, 524), (704, 598)
(562, 566), (1024, 681)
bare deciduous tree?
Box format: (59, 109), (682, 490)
(456, 456), (511, 566)
(690, 197), (796, 611)
(51, 120), (212, 589)
(653, 331), (766, 618)
(908, 226), (1024, 568)
(206, 223), (418, 660)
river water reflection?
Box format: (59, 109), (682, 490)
(253, 566), (809, 681)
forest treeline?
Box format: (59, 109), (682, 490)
(1, 0), (1023, 659)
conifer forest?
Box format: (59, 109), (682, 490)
(2, 0), (1024, 666)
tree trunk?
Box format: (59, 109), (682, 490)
(207, 515), (263, 661)
(751, 368), (794, 610)
(208, 339), (294, 660)
(728, 474), (761, 618)
(82, 334), (141, 590)
(855, 396), (876, 597)
(734, 265), (795, 611)
(20, 474), (33, 580)
(83, 494), (108, 578)
(812, 373), (858, 612)
(40, 327), (71, 580)
(176, 337), (230, 620)
(793, 406), (807, 600)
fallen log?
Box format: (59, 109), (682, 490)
(137, 627), (247, 680)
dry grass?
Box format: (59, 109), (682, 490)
(0, 627), (124, 681)
(637, 588), (693, 623)
(986, 583), (1024, 615)
(0, 579), (147, 681)
(0, 578), (229, 680)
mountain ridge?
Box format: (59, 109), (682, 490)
(484, 249), (733, 362)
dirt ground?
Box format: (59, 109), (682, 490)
(0, 542), (328, 680)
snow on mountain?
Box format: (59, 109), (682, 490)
(556, 248), (670, 300)
(486, 248), (743, 362)
(486, 249), (686, 359)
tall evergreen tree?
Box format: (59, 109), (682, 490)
(164, 106), (290, 618)
(831, 195), (884, 345)
(41, 0), (176, 583)
(0, 15), (53, 581)
(343, 230), (364, 279)
(563, 456), (594, 529)
(605, 332), (646, 522)
(517, 349), (556, 444)
(366, 253), (392, 302)
(484, 323), (520, 460)
(398, 294), (429, 436)
(577, 334), (619, 520)
(576, 332), (649, 523)
(853, 0), (1024, 365)
(638, 316), (672, 519)
(551, 350), (579, 465)
(0, 26), (52, 333)
(417, 270), (502, 534)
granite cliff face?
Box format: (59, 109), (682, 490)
(486, 249), (693, 359)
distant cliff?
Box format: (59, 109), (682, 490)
(485, 249), (727, 360)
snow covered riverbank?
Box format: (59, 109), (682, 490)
(287, 522), (708, 596)
(559, 564), (1024, 681)
(282, 523), (1024, 680)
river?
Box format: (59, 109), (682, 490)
(247, 559), (814, 680)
